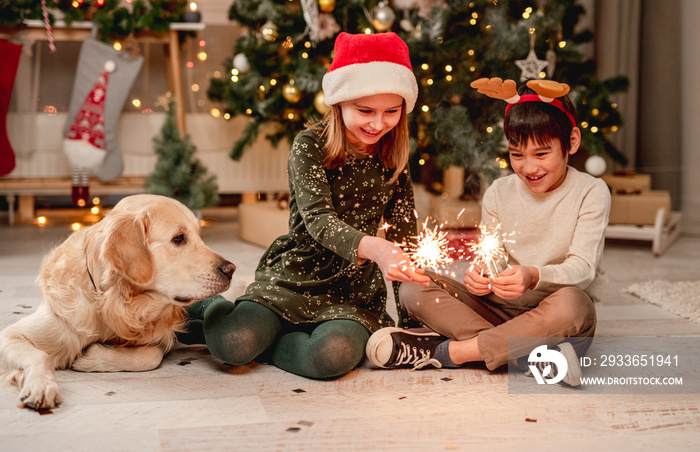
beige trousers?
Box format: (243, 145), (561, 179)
(399, 272), (597, 370)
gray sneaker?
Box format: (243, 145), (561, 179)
(366, 327), (445, 370)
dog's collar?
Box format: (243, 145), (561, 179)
(85, 255), (102, 294)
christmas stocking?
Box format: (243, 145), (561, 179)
(0, 39), (22, 176)
(63, 38), (143, 204)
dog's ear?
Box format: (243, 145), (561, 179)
(101, 211), (154, 286)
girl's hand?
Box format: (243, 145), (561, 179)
(488, 265), (539, 300)
(463, 265), (492, 296)
(357, 236), (431, 285)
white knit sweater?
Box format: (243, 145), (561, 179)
(481, 166), (611, 306)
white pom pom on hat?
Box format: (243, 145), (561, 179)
(322, 32), (418, 113)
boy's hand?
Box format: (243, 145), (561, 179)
(488, 265), (539, 300)
(463, 265), (493, 296)
(357, 236), (431, 285)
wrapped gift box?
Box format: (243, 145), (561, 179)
(601, 172), (652, 194)
(609, 190), (672, 225)
(239, 201), (289, 248)
(429, 195), (481, 229)
(445, 228), (480, 260)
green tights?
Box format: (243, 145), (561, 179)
(180, 296), (370, 380)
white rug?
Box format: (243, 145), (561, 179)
(625, 280), (700, 324)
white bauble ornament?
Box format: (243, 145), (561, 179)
(372, 1), (396, 32)
(393, 0), (420, 10)
(585, 154), (607, 177)
(233, 53), (250, 73)
(261, 21), (279, 42)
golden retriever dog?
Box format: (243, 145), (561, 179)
(0, 194), (235, 409)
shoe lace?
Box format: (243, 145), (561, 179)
(396, 342), (442, 371)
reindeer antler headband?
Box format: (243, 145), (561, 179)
(470, 78), (576, 127)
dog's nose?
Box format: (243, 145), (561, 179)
(219, 260), (236, 279)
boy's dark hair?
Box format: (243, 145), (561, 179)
(503, 84), (579, 155)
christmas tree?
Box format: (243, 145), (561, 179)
(0, 1), (188, 41)
(207, 0), (628, 192)
(145, 93), (219, 211)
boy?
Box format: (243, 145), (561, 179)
(365, 79), (611, 385)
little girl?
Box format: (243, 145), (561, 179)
(182, 32), (430, 379)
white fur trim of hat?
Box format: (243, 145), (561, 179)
(322, 32), (419, 113)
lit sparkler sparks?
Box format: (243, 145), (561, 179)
(468, 223), (514, 276)
(405, 218), (454, 273)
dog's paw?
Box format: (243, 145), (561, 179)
(18, 372), (62, 410)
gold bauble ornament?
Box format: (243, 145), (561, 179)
(261, 21), (279, 42)
(319, 0), (335, 13)
(282, 80), (302, 103)
(314, 91), (332, 114)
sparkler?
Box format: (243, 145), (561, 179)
(400, 218), (458, 292)
(405, 218), (454, 273)
(468, 223), (514, 277)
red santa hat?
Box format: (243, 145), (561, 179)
(322, 32), (418, 113)
(63, 60), (114, 169)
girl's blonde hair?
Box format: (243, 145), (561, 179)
(307, 102), (410, 184)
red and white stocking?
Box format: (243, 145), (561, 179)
(0, 39), (22, 176)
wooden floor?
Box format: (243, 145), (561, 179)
(1, 207), (699, 451)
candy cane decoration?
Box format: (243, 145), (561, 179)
(41, 0), (56, 53)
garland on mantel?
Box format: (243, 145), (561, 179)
(0, 0), (188, 41)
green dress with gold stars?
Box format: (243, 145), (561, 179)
(236, 127), (417, 332)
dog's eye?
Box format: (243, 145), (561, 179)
(171, 233), (187, 245)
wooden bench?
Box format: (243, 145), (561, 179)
(605, 207), (683, 256)
(0, 176), (147, 225)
